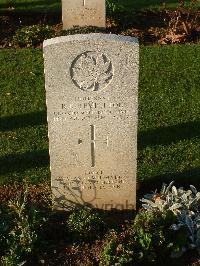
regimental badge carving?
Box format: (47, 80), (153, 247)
(70, 51), (113, 91)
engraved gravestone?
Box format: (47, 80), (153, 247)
(43, 34), (139, 210)
(62, 0), (105, 29)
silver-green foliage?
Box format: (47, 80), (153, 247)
(1, 186), (38, 266)
(141, 181), (200, 254)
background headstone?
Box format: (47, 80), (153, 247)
(44, 34), (139, 210)
(62, 0), (106, 29)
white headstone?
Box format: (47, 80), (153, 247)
(62, 0), (106, 29)
(43, 34), (139, 210)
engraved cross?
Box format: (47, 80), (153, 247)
(90, 125), (108, 167)
(78, 125), (109, 168)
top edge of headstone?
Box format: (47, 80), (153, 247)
(43, 34), (138, 48)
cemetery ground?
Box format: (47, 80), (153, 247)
(1, 44), (200, 266)
(1, 45), (200, 188)
(0, 0), (200, 14)
(0, 1), (200, 266)
(0, 0), (200, 47)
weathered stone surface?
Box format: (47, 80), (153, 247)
(62, 0), (105, 29)
(43, 34), (139, 210)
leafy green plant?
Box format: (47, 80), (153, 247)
(133, 209), (187, 261)
(67, 207), (105, 239)
(141, 182), (200, 256)
(100, 229), (138, 266)
(106, 0), (121, 17)
(0, 205), (14, 258)
(1, 189), (37, 265)
(106, 0), (135, 27)
(0, 183), (48, 266)
(13, 25), (54, 48)
(100, 209), (187, 265)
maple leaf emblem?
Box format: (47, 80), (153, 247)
(71, 51), (113, 91)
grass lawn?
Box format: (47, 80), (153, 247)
(0, 0), (61, 14)
(0, 0), (199, 15)
(115, 0), (200, 10)
(0, 45), (200, 188)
